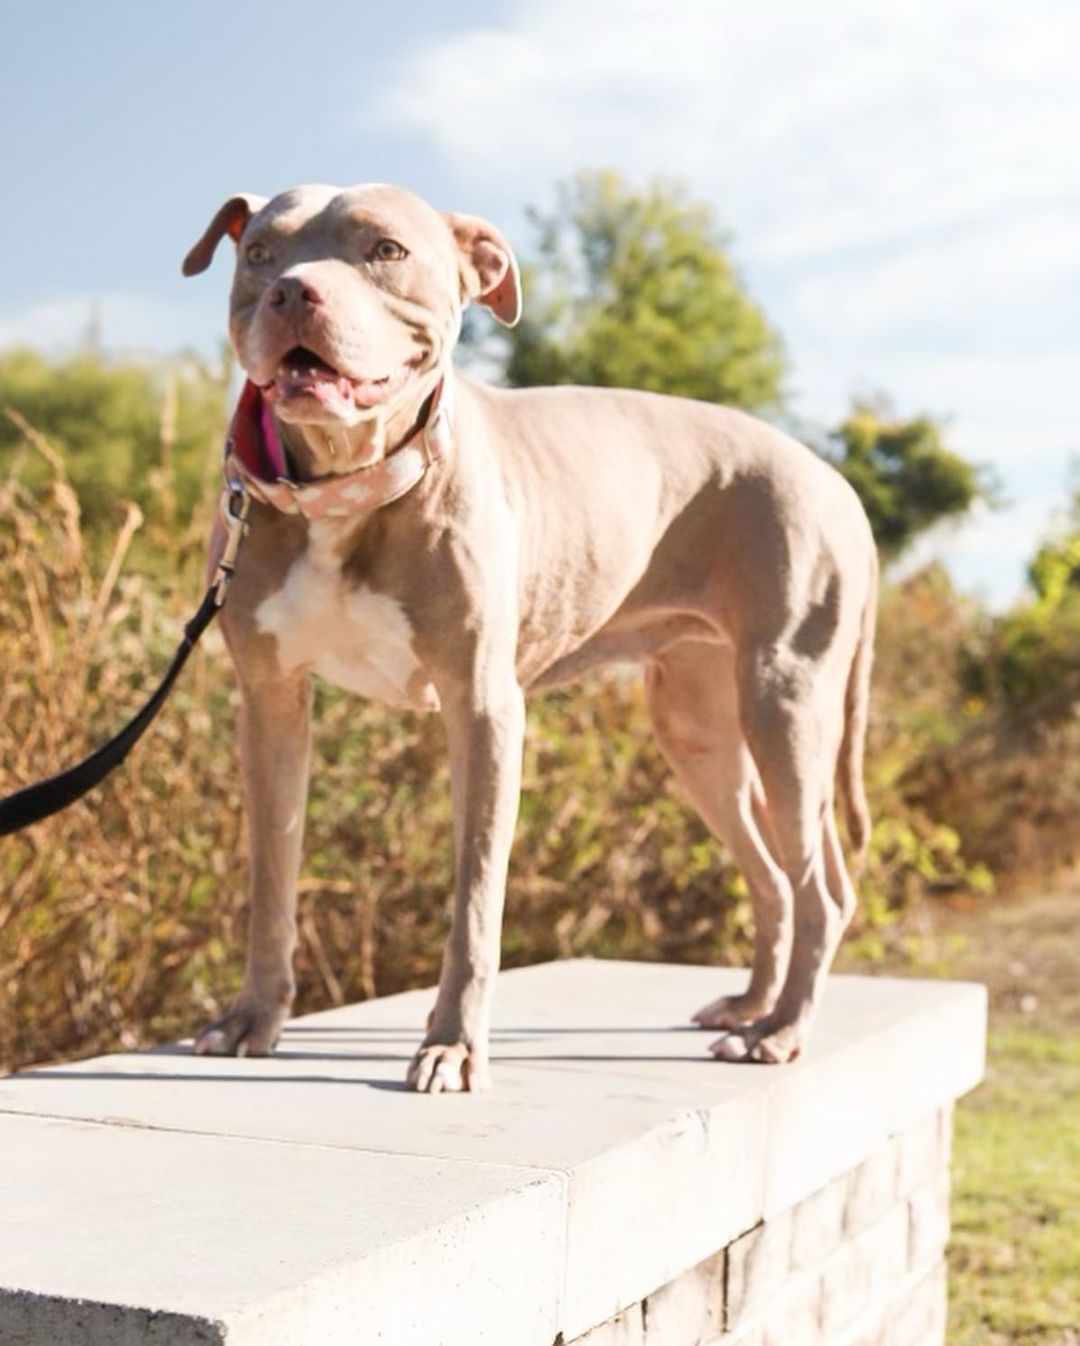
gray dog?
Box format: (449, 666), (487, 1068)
(182, 182), (877, 1091)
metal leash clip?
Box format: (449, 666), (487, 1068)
(213, 474), (252, 606)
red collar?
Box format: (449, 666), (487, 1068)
(225, 378), (451, 520)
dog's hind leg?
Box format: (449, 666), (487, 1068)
(707, 637), (855, 1064)
(645, 640), (794, 1030)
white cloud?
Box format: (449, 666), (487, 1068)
(789, 347), (1080, 453)
(364, 0), (1080, 257)
(908, 491), (1068, 608)
(787, 208), (1080, 342)
(356, 2), (1080, 603)
(0, 293), (221, 357)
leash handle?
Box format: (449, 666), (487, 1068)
(0, 483), (250, 837)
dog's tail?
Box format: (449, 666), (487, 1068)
(837, 547), (878, 869)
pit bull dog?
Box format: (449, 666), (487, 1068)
(182, 182), (877, 1090)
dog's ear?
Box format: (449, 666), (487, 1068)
(445, 213), (522, 327)
(182, 193), (268, 277)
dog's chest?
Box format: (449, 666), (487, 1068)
(254, 532), (438, 711)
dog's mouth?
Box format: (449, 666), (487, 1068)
(263, 345), (413, 417)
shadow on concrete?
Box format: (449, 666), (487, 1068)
(7, 1067), (410, 1089)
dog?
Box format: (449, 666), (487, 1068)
(181, 182), (877, 1091)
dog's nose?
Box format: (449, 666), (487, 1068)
(267, 275), (324, 311)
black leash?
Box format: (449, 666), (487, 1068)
(0, 480), (250, 837)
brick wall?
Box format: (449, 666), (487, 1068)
(570, 1106), (953, 1346)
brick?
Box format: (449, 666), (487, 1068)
(790, 1173), (847, 1272)
(896, 1110), (947, 1197)
(761, 1271), (822, 1346)
(725, 1213), (792, 1329)
(840, 1319), (890, 1346)
(907, 1170), (951, 1271)
(643, 1249), (725, 1346)
(866, 1205), (912, 1316)
(819, 1235), (869, 1338)
(577, 1172), (945, 1346)
(844, 1142), (899, 1234)
(886, 1263), (947, 1346)
(938, 1103), (954, 1172)
(820, 1204), (908, 1338)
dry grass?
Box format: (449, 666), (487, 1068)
(1, 415), (245, 1066)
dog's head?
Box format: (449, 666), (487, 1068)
(183, 183), (520, 428)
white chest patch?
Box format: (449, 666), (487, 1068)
(255, 533), (438, 711)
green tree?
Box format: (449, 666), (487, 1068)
(1027, 487), (1080, 616)
(494, 171), (787, 412)
(493, 174), (988, 561)
(965, 487), (1080, 708)
(0, 347), (232, 539)
(823, 399), (992, 558)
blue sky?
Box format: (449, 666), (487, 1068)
(2, 0), (1077, 605)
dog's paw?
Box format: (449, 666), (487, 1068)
(691, 992), (773, 1030)
(192, 1000), (285, 1057)
(708, 1016), (805, 1065)
(406, 1041), (489, 1094)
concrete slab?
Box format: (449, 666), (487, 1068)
(0, 1112), (565, 1346)
(0, 960), (986, 1343)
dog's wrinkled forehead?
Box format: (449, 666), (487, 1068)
(184, 181), (522, 327)
(244, 183), (457, 271)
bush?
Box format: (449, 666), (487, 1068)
(0, 347), (232, 550)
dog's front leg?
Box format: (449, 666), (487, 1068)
(194, 669), (312, 1056)
(407, 676), (525, 1093)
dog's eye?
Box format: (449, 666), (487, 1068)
(245, 241), (272, 266)
(372, 238), (408, 262)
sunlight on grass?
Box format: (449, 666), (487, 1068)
(950, 1028), (1080, 1344)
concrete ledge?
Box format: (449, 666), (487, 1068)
(0, 960), (986, 1344)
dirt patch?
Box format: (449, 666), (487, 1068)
(840, 882), (1080, 1030)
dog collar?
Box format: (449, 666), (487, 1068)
(224, 377), (451, 521)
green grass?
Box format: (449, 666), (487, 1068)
(949, 1026), (1080, 1344)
